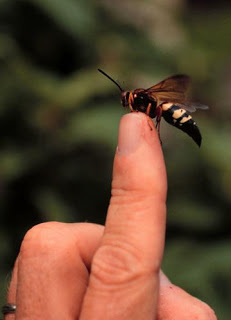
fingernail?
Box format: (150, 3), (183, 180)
(117, 113), (144, 155)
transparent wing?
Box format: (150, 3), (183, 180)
(145, 75), (208, 112)
(147, 74), (190, 92)
(173, 102), (209, 113)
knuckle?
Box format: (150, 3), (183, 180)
(19, 222), (67, 259)
(91, 241), (158, 288)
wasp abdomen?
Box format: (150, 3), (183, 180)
(161, 103), (202, 147)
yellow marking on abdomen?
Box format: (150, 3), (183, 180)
(161, 103), (172, 111)
(180, 115), (192, 123)
(173, 109), (185, 119)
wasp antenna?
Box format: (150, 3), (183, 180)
(98, 69), (123, 92)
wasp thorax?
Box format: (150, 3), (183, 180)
(121, 91), (130, 107)
(132, 92), (151, 110)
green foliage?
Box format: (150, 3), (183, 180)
(0, 0), (230, 318)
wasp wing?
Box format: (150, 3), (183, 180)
(172, 102), (209, 113)
(145, 75), (190, 109)
(146, 74), (190, 92)
(145, 75), (208, 112)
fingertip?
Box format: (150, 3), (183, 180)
(113, 112), (167, 199)
(117, 112), (159, 156)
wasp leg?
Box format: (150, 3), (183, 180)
(146, 103), (152, 116)
(129, 104), (134, 112)
(155, 121), (162, 145)
(128, 92), (135, 112)
(155, 106), (163, 145)
(145, 103), (154, 130)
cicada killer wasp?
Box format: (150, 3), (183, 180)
(98, 69), (208, 147)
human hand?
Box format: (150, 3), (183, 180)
(5, 113), (217, 319)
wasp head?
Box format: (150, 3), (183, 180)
(121, 91), (130, 108)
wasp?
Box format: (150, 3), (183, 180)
(98, 69), (208, 147)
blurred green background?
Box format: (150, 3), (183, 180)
(0, 0), (231, 318)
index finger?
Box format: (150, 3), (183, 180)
(80, 112), (167, 319)
(108, 112), (167, 266)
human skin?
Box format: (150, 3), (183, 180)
(6, 112), (217, 320)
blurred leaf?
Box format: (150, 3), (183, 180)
(202, 121), (231, 202)
(168, 200), (221, 232)
(163, 240), (231, 320)
(35, 188), (76, 221)
(29, 0), (97, 39)
(62, 103), (124, 147)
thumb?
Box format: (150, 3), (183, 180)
(80, 112), (167, 320)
